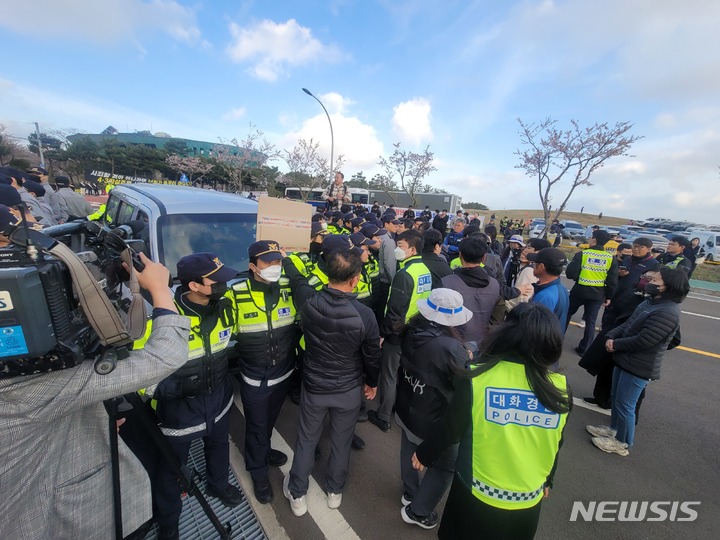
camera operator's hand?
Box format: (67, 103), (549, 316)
(124, 253), (176, 313)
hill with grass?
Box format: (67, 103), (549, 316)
(472, 209), (632, 228)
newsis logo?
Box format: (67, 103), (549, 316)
(570, 501), (700, 522)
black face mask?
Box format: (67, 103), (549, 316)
(644, 283), (662, 297)
(208, 282), (228, 302)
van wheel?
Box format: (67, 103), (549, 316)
(706, 254), (714, 262)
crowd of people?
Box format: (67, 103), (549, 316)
(0, 166), (96, 226)
(0, 168), (693, 540)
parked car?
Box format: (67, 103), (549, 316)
(560, 220), (584, 239)
(571, 225), (620, 244)
(638, 217), (669, 227)
(671, 221), (697, 231)
(529, 224), (545, 239)
(617, 225), (644, 237)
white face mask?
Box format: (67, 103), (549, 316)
(394, 246), (408, 261)
(258, 265), (282, 282)
(321, 222), (328, 230)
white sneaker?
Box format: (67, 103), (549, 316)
(401, 492), (413, 506)
(592, 436), (629, 456)
(586, 425), (617, 438)
(327, 492), (342, 509)
(283, 475), (308, 516)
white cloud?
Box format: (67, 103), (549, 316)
(318, 92), (356, 115)
(279, 111), (385, 174)
(392, 98), (433, 146)
(0, 0), (203, 46)
(222, 107), (247, 122)
(226, 19), (343, 81)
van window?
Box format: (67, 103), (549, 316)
(105, 196), (121, 225)
(117, 202), (135, 224)
(157, 213), (257, 275)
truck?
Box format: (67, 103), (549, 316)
(367, 190), (463, 215)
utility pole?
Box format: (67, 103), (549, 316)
(34, 122), (45, 168)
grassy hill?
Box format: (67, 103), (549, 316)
(469, 209), (632, 228)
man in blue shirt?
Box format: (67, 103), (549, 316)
(527, 248), (569, 326)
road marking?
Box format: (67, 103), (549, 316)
(676, 346), (720, 359)
(572, 397), (610, 416)
(688, 292), (720, 303)
(681, 310), (720, 321)
(230, 384), (361, 540)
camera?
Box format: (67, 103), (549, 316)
(0, 219), (146, 379)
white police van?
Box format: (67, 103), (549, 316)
(104, 184), (258, 276)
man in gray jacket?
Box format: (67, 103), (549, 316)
(54, 175), (94, 221)
(0, 253), (190, 539)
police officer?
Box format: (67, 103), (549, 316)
(148, 252), (241, 539)
(232, 240), (299, 503)
(565, 229), (618, 356)
(350, 232), (375, 307)
(369, 230), (433, 432)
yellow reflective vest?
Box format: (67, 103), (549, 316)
(470, 361), (568, 510)
(578, 249), (613, 287)
(232, 276), (297, 367)
(399, 256), (433, 322)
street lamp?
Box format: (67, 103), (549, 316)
(302, 88), (334, 184)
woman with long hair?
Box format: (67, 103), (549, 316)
(587, 266), (689, 456)
(412, 302), (572, 539)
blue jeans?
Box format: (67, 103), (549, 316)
(610, 367), (649, 447)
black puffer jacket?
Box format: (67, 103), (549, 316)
(395, 323), (468, 440)
(300, 287), (381, 394)
(605, 298), (681, 380)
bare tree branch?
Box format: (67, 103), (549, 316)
(515, 117), (643, 230)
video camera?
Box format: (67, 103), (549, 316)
(0, 219), (147, 379)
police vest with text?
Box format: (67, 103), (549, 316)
(578, 249), (613, 287)
(470, 361), (568, 510)
(399, 256), (433, 322)
(134, 292), (235, 396)
(232, 277), (297, 368)
(287, 252), (315, 277)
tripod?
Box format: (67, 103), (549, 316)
(105, 392), (232, 540)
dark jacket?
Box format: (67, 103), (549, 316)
(421, 252), (453, 289)
(607, 254), (660, 324)
(605, 298), (681, 380)
(657, 252), (692, 275)
(441, 266), (500, 343)
(432, 214), (449, 235)
(395, 323), (468, 440)
(284, 260), (381, 393)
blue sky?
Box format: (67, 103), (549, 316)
(1, 0), (719, 223)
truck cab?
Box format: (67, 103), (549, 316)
(104, 184), (258, 276)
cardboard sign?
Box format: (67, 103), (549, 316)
(256, 196), (312, 254)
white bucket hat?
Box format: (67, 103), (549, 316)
(508, 234), (525, 247)
(417, 288), (473, 327)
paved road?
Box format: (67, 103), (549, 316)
(224, 286), (720, 539)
